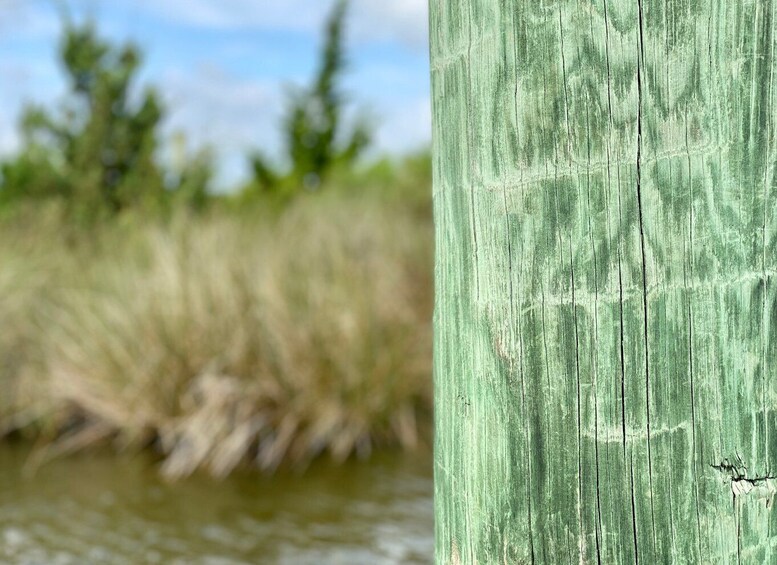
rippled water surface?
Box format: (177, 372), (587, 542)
(0, 444), (433, 564)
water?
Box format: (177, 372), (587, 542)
(0, 444), (433, 564)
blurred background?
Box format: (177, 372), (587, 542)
(0, 0), (434, 563)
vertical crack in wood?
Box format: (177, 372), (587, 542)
(558, 8), (586, 562)
(570, 231), (584, 564)
(761, 0), (775, 498)
(635, 0), (657, 553)
(585, 90), (604, 565)
(465, 1), (479, 304)
(762, 5), (776, 562)
(630, 453), (640, 564)
(683, 106), (703, 560)
(507, 8), (536, 560)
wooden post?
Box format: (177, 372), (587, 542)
(430, 1), (777, 562)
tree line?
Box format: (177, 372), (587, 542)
(0, 0), (368, 221)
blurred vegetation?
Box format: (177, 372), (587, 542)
(0, 198), (432, 478)
(0, 21), (211, 222)
(0, 1), (429, 219)
(0, 2), (432, 476)
(247, 0), (371, 201)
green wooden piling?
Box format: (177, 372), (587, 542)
(430, 1), (777, 562)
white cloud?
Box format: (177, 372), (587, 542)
(0, 51), (64, 158)
(0, 0), (431, 188)
(0, 119), (19, 156)
(134, 0), (327, 33)
(157, 65), (286, 186)
(352, 0), (428, 49)
(162, 65), (282, 150)
(157, 62), (430, 188)
(372, 96), (430, 154)
(0, 0), (60, 39)
(134, 0), (428, 51)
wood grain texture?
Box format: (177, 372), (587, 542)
(430, 1), (777, 563)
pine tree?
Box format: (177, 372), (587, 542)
(1, 21), (176, 219)
(250, 0), (370, 195)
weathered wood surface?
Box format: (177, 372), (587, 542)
(430, 1), (777, 563)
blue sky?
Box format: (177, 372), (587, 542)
(0, 0), (430, 188)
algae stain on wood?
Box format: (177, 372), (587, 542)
(430, 1), (777, 563)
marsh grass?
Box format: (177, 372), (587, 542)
(0, 196), (432, 478)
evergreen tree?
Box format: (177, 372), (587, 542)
(250, 0), (370, 194)
(0, 21), (206, 218)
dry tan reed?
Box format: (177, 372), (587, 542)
(0, 196), (432, 478)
